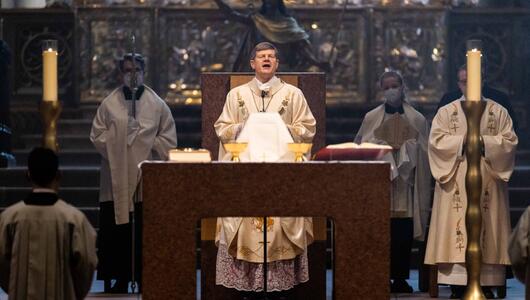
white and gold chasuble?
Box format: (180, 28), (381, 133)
(214, 76), (316, 160)
(425, 98), (517, 285)
(217, 217), (313, 263)
(214, 76), (315, 264)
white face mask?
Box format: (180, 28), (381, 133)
(384, 88), (403, 107)
(123, 72), (144, 88)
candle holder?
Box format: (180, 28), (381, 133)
(40, 100), (62, 152)
(287, 143), (312, 162)
(462, 39), (486, 300)
(223, 142), (248, 162)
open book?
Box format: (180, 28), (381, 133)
(168, 148), (212, 163)
(325, 142), (392, 149)
(314, 142), (392, 161)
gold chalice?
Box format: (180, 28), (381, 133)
(223, 142), (248, 162)
(287, 143), (312, 162)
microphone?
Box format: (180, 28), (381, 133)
(260, 90), (269, 112)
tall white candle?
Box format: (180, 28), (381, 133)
(42, 48), (58, 102)
(466, 48), (481, 102)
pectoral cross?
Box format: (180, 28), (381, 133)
(487, 111), (496, 133)
(456, 243), (465, 252)
(488, 121), (496, 133)
(483, 204), (489, 212)
(450, 122), (459, 133)
(453, 203), (462, 212)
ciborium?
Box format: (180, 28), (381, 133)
(223, 142), (248, 162)
(287, 143), (312, 162)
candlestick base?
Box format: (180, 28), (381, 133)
(40, 100), (62, 152)
(461, 100), (486, 300)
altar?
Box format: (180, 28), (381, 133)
(141, 161), (391, 299)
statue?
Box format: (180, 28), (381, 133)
(214, 0), (330, 72)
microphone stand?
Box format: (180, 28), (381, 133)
(262, 216), (268, 300)
(129, 34), (139, 295)
(130, 35), (138, 120)
(259, 89), (269, 299)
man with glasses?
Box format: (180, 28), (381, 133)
(90, 53), (177, 293)
(437, 64), (517, 131)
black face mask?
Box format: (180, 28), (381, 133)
(122, 85), (145, 101)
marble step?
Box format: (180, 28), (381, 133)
(19, 132), (201, 150)
(0, 187), (99, 207)
(13, 149), (101, 166)
(21, 134), (96, 149)
(56, 118), (201, 135)
(0, 166), (99, 187)
(80, 103), (202, 120)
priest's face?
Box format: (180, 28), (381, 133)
(250, 49), (279, 82)
(457, 69), (467, 95)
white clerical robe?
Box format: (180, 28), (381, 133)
(354, 102), (431, 241)
(90, 86), (177, 224)
(214, 76), (316, 159)
(509, 206), (530, 292)
(425, 98), (518, 285)
(0, 198), (97, 300)
(213, 76), (315, 291)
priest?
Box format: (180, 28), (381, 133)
(214, 42), (315, 298)
(424, 91), (518, 299)
(354, 70), (431, 293)
(0, 147), (97, 300)
(90, 53), (177, 293)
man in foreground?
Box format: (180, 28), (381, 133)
(0, 147), (97, 300)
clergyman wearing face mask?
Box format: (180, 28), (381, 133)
(384, 87), (404, 108)
(123, 72), (144, 89)
(89, 53), (177, 294)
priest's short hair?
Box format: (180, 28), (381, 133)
(119, 53), (146, 72)
(250, 42), (279, 60)
(379, 70), (404, 87)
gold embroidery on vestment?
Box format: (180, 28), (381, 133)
(450, 110), (459, 134)
(252, 217), (274, 232)
(456, 218), (465, 253)
(487, 108), (497, 134)
(452, 184), (463, 212)
(278, 92), (291, 116)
